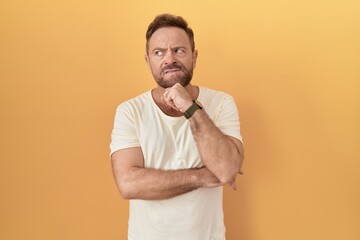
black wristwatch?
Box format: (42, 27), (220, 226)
(184, 99), (203, 119)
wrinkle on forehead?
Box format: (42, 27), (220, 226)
(148, 27), (192, 51)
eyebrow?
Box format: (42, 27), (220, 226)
(152, 48), (167, 53)
(151, 46), (187, 53)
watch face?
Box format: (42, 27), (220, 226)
(194, 99), (203, 108)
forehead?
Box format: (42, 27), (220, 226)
(148, 27), (191, 49)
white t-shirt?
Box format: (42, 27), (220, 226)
(110, 86), (242, 240)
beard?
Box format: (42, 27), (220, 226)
(153, 63), (193, 88)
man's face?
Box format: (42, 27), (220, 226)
(145, 27), (198, 88)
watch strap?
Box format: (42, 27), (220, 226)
(184, 100), (203, 119)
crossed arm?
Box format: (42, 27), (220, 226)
(111, 136), (242, 200)
(111, 117), (243, 200)
(111, 84), (244, 200)
(111, 147), (223, 200)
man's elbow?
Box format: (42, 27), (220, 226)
(117, 181), (135, 200)
(118, 188), (131, 200)
(218, 158), (243, 185)
(218, 172), (237, 185)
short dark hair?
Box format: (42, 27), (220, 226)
(146, 14), (195, 54)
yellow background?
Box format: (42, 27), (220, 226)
(1, 0), (359, 239)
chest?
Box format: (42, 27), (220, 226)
(135, 112), (203, 170)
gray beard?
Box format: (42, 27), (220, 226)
(155, 72), (192, 88)
(154, 66), (193, 88)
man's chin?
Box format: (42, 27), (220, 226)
(156, 77), (191, 88)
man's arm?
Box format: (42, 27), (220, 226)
(189, 109), (244, 185)
(163, 83), (244, 186)
(111, 147), (223, 200)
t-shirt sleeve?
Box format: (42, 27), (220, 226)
(110, 103), (140, 156)
(215, 95), (243, 143)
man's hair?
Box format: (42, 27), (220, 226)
(146, 14), (195, 54)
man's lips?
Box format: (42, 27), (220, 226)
(164, 68), (182, 74)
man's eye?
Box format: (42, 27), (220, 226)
(175, 48), (185, 56)
(154, 50), (164, 56)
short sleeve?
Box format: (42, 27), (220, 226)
(215, 95), (243, 143)
(110, 103), (140, 156)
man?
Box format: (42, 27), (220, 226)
(110, 13), (244, 240)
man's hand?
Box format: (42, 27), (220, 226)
(163, 83), (193, 113)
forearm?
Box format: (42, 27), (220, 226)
(114, 166), (221, 200)
(189, 109), (243, 184)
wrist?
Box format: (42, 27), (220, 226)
(182, 100), (194, 113)
(184, 99), (203, 119)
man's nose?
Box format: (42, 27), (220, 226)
(163, 50), (177, 65)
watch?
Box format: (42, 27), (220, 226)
(184, 99), (203, 119)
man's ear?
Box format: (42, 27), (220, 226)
(192, 50), (198, 69)
(144, 54), (151, 70)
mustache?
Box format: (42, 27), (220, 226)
(162, 63), (184, 73)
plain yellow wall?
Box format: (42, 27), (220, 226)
(1, 0), (359, 239)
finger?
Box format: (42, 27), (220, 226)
(163, 90), (179, 111)
(230, 182), (237, 190)
(163, 88), (173, 101)
(164, 96), (179, 110)
(168, 100), (179, 111)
